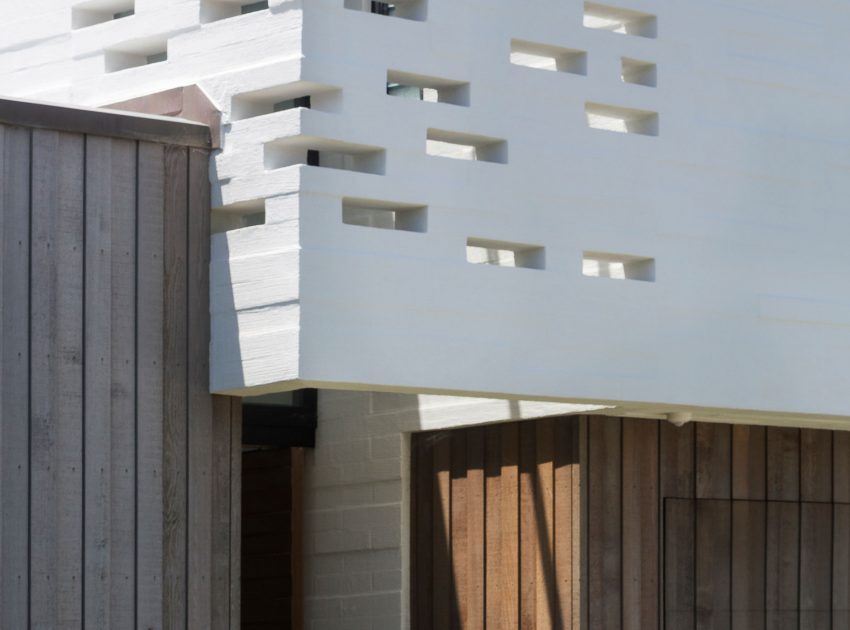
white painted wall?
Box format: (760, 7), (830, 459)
(3, 0), (850, 419)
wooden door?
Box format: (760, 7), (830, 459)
(411, 417), (582, 630)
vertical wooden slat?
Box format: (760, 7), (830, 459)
(664, 498), (695, 630)
(466, 428), (485, 630)
(413, 433), (434, 630)
(485, 425), (502, 630)
(834, 504), (850, 629)
(695, 500), (731, 630)
(501, 423), (520, 628)
(554, 418), (574, 629)
(0, 124), (31, 629)
(800, 503), (831, 630)
(136, 141), (165, 629)
(535, 417), (555, 630)
(622, 418), (659, 630)
(30, 130), (85, 628)
(695, 423), (731, 500)
(660, 422), (694, 630)
(833, 432), (850, 504)
(211, 395), (234, 628)
(574, 417), (584, 630)
(731, 501), (765, 630)
(451, 429), (468, 630)
(162, 144), (189, 629)
(732, 425), (765, 500)
(766, 427), (799, 502)
(588, 416), (621, 630)
(188, 146), (214, 629)
(660, 422), (695, 499)
(433, 434), (452, 629)
(766, 502), (799, 630)
(800, 429), (832, 503)
(229, 399), (242, 630)
(83, 135), (137, 628)
(519, 421), (537, 629)
(765, 427), (799, 630)
(729, 425), (766, 630)
(291, 447), (305, 630)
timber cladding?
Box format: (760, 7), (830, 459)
(411, 416), (850, 629)
(0, 109), (239, 629)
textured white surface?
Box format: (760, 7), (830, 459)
(4, 0), (850, 423)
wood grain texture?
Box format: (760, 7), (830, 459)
(432, 434), (452, 629)
(800, 429), (832, 503)
(30, 130), (85, 629)
(188, 146), (214, 629)
(83, 135), (137, 629)
(554, 418), (574, 630)
(135, 141), (166, 630)
(800, 502), (831, 630)
(664, 499), (695, 630)
(485, 426), (502, 630)
(766, 501), (799, 630)
(622, 418), (658, 630)
(162, 144), (189, 629)
(695, 423), (731, 500)
(466, 428), (485, 630)
(834, 504), (850, 629)
(833, 432), (850, 503)
(535, 418), (555, 630)
(451, 430), (468, 630)
(588, 417), (621, 630)
(695, 500), (731, 630)
(731, 501), (765, 630)
(501, 423), (520, 629)
(660, 422), (694, 499)
(519, 421), (537, 629)
(0, 124), (31, 629)
(732, 425), (765, 500)
(767, 427), (800, 502)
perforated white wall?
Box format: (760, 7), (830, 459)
(4, 0), (850, 424)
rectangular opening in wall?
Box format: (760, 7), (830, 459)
(386, 70), (469, 106)
(586, 103), (658, 136)
(621, 57), (657, 87)
(467, 238), (545, 269)
(583, 2), (657, 38)
(344, 0), (426, 21)
(342, 197), (427, 232)
(211, 199), (266, 234)
(264, 137), (386, 174)
(201, 0), (270, 22)
(231, 82), (341, 120)
(426, 129), (507, 164)
(72, 0), (134, 28)
(582, 251), (655, 281)
(104, 37), (168, 73)
(510, 39), (587, 76)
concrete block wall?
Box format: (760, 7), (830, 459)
(303, 390), (599, 628)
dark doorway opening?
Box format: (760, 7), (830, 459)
(241, 390), (314, 630)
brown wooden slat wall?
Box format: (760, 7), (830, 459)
(411, 417), (582, 630)
(0, 121), (240, 629)
(413, 415), (850, 630)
